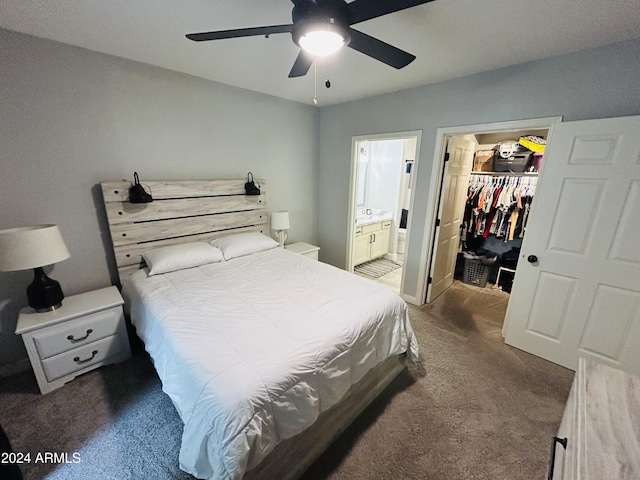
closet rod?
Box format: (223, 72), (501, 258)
(471, 172), (538, 177)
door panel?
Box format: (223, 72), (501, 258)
(609, 181), (640, 263)
(354, 234), (371, 266)
(527, 272), (576, 340)
(427, 136), (474, 302)
(503, 115), (640, 376)
(371, 228), (390, 259)
(580, 285), (640, 360)
(547, 179), (604, 254)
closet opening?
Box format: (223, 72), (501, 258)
(462, 131), (544, 291)
(420, 117), (562, 327)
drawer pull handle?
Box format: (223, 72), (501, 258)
(74, 350), (98, 365)
(67, 329), (93, 343)
(547, 436), (568, 480)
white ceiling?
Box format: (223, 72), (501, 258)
(2, 0), (640, 106)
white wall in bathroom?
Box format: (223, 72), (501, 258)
(367, 139), (404, 215)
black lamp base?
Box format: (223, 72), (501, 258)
(27, 267), (65, 313)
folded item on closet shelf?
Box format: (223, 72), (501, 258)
(473, 150), (494, 172)
(495, 140), (519, 158)
(518, 135), (546, 152)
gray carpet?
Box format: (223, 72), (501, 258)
(0, 281), (573, 480)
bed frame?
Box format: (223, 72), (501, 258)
(244, 353), (406, 480)
(100, 178), (406, 479)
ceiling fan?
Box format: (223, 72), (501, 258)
(186, 0), (435, 78)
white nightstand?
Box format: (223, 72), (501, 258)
(285, 242), (320, 260)
(15, 286), (132, 394)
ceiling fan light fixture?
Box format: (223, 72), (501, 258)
(294, 17), (350, 57)
(299, 29), (345, 57)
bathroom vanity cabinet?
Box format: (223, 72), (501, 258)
(354, 220), (391, 266)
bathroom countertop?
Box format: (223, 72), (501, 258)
(356, 213), (393, 226)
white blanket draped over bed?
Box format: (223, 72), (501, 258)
(122, 247), (418, 480)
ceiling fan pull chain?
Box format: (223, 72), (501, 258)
(324, 55), (331, 89)
(313, 60), (318, 105)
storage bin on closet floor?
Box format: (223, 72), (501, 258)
(463, 256), (490, 288)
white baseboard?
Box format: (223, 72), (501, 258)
(401, 293), (422, 306)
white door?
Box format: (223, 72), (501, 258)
(503, 115), (640, 376)
(426, 136), (475, 302)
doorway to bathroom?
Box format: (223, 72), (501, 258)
(346, 131), (421, 294)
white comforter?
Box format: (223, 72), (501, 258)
(122, 247), (418, 480)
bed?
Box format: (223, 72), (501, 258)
(100, 179), (419, 480)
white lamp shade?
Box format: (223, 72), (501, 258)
(0, 225), (70, 271)
(271, 211), (290, 231)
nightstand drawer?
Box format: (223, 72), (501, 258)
(41, 334), (125, 382)
(33, 307), (122, 359)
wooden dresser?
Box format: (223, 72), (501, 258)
(549, 358), (640, 479)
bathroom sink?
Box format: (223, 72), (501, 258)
(356, 211), (393, 225)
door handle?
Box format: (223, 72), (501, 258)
(547, 436), (568, 480)
(527, 255), (538, 264)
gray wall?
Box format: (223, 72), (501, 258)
(2, 27), (640, 372)
(0, 29), (319, 369)
(317, 38), (640, 301)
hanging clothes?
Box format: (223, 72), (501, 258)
(463, 173), (537, 244)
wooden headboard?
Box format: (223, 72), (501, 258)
(100, 179), (267, 283)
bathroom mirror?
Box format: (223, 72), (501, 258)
(357, 161), (368, 207)
(357, 144), (370, 208)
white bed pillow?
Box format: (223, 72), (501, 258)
(143, 242), (224, 275)
(211, 232), (279, 260)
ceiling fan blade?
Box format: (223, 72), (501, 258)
(346, 0), (434, 25)
(347, 28), (415, 69)
(288, 50), (315, 78)
(186, 24), (293, 42)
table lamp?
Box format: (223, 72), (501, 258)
(271, 211), (290, 247)
(0, 225), (71, 312)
